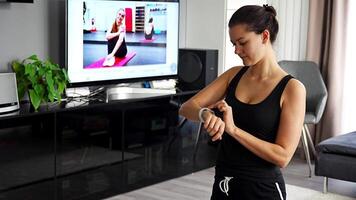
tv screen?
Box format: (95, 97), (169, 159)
(66, 0), (179, 86)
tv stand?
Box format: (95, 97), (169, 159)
(106, 85), (176, 101)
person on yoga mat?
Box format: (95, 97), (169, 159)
(104, 8), (128, 66)
(179, 5), (306, 200)
(144, 17), (154, 40)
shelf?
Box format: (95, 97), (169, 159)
(135, 6), (145, 32)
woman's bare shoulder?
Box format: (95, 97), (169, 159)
(286, 78), (305, 92)
(283, 78), (306, 103)
(223, 66), (245, 83)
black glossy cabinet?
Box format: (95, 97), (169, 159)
(0, 91), (217, 200)
(55, 100), (178, 200)
(0, 114), (55, 200)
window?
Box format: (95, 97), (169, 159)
(341, 1), (356, 133)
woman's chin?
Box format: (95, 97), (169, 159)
(242, 59), (250, 66)
(242, 58), (257, 66)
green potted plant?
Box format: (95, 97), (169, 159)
(11, 55), (69, 111)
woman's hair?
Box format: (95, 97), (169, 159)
(111, 8), (125, 33)
(228, 4), (279, 43)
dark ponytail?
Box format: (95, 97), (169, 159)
(263, 4), (277, 17)
(228, 4), (279, 43)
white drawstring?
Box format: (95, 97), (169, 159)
(219, 176), (233, 196)
(275, 182), (284, 200)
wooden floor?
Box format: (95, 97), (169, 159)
(108, 156), (356, 200)
(107, 166), (215, 200)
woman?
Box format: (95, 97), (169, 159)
(104, 8), (128, 66)
(179, 5), (306, 200)
(144, 17), (154, 40)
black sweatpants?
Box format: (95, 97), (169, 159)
(210, 175), (286, 200)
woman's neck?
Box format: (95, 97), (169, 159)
(248, 48), (279, 80)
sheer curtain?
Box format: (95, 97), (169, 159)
(341, 1), (356, 134)
(307, 0), (350, 142)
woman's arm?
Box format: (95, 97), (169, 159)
(145, 23), (154, 35)
(179, 67), (241, 121)
(107, 26), (126, 56)
(222, 79), (306, 168)
(106, 31), (120, 40)
(106, 25), (122, 40)
(179, 68), (241, 140)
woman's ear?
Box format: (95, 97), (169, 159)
(262, 29), (270, 44)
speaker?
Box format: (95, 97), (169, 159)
(178, 48), (218, 91)
(0, 73), (19, 114)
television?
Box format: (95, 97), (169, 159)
(66, 0), (179, 89)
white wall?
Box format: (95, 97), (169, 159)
(179, 0), (226, 75)
(0, 0), (65, 72)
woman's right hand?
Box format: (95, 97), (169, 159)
(119, 25), (126, 33)
(203, 111), (225, 141)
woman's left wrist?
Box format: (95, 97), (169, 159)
(230, 125), (240, 136)
(198, 107), (214, 122)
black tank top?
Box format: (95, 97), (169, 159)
(215, 66), (293, 181)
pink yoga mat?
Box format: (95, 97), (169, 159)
(84, 52), (136, 69)
(140, 37), (156, 43)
